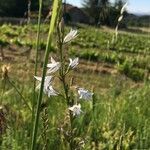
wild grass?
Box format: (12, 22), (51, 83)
(0, 2), (150, 149)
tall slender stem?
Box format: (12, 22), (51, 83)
(31, 1), (61, 150)
(33, 0), (43, 121)
(57, 27), (74, 150)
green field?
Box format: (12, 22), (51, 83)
(0, 23), (150, 149)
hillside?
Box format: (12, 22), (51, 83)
(125, 13), (150, 27)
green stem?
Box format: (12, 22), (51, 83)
(31, 1), (61, 150)
(7, 77), (32, 112)
(61, 74), (74, 149)
(32, 0), (43, 126)
(57, 26), (74, 150)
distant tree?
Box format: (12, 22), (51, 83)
(83, 0), (110, 25)
(83, 0), (128, 27)
(113, 0), (127, 27)
(0, 0), (52, 17)
(83, 0), (100, 24)
(0, 0), (28, 17)
(114, 0), (124, 10)
(98, 0), (110, 25)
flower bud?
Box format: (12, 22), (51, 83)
(59, 18), (65, 33)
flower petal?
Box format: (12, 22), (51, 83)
(47, 86), (58, 97)
(69, 104), (82, 116)
(69, 57), (79, 69)
(78, 88), (93, 100)
(63, 29), (78, 44)
(47, 57), (60, 74)
(34, 76), (42, 81)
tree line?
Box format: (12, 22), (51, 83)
(0, 0), (127, 27)
(0, 0), (50, 17)
(83, 0), (127, 26)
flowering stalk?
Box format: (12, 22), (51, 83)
(31, 0), (61, 149)
(32, 13), (93, 149)
(57, 24), (75, 149)
(58, 29), (72, 104)
(115, 3), (128, 42)
(56, 24), (95, 148)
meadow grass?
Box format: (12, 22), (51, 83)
(0, 6), (150, 149)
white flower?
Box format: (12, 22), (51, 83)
(47, 85), (58, 97)
(69, 104), (82, 116)
(78, 88), (93, 100)
(121, 2), (128, 15)
(34, 76), (53, 93)
(69, 57), (79, 69)
(63, 29), (78, 44)
(34, 76), (58, 96)
(118, 15), (123, 22)
(47, 57), (60, 74)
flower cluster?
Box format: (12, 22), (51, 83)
(34, 29), (93, 116)
(47, 57), (60, 74)
(78, 88), (93, 100)
(34, 75), (59, 97)
(63, 29), (78, 44)
(69, 87), (94, 116)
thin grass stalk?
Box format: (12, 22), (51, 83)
(31, 1), (61, 150)
(33, 0), (43, 121)
(7, 77), (32, 111)
(32, 0), (43, 144)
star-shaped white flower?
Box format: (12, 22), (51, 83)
(63, 29), (78, 44)
(34, 76), (53, 93)
(69, 57), (79, 69)
(78, 88), (94, 100)
(34, 76), (58, 97)
(47, 57), (60, 74)
(69, 104), (82, 116)
(47, 85), (59, 97)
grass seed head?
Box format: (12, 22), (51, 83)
(59, 17), (65, 33)
(1, 64), (10, 80)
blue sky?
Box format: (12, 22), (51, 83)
(64, 0), (150, 14)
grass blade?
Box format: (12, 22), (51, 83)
(31, 0), (61, 149)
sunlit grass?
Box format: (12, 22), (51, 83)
(0, 16), (150, 149)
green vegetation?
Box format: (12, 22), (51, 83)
(0, 22), (150, 149)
